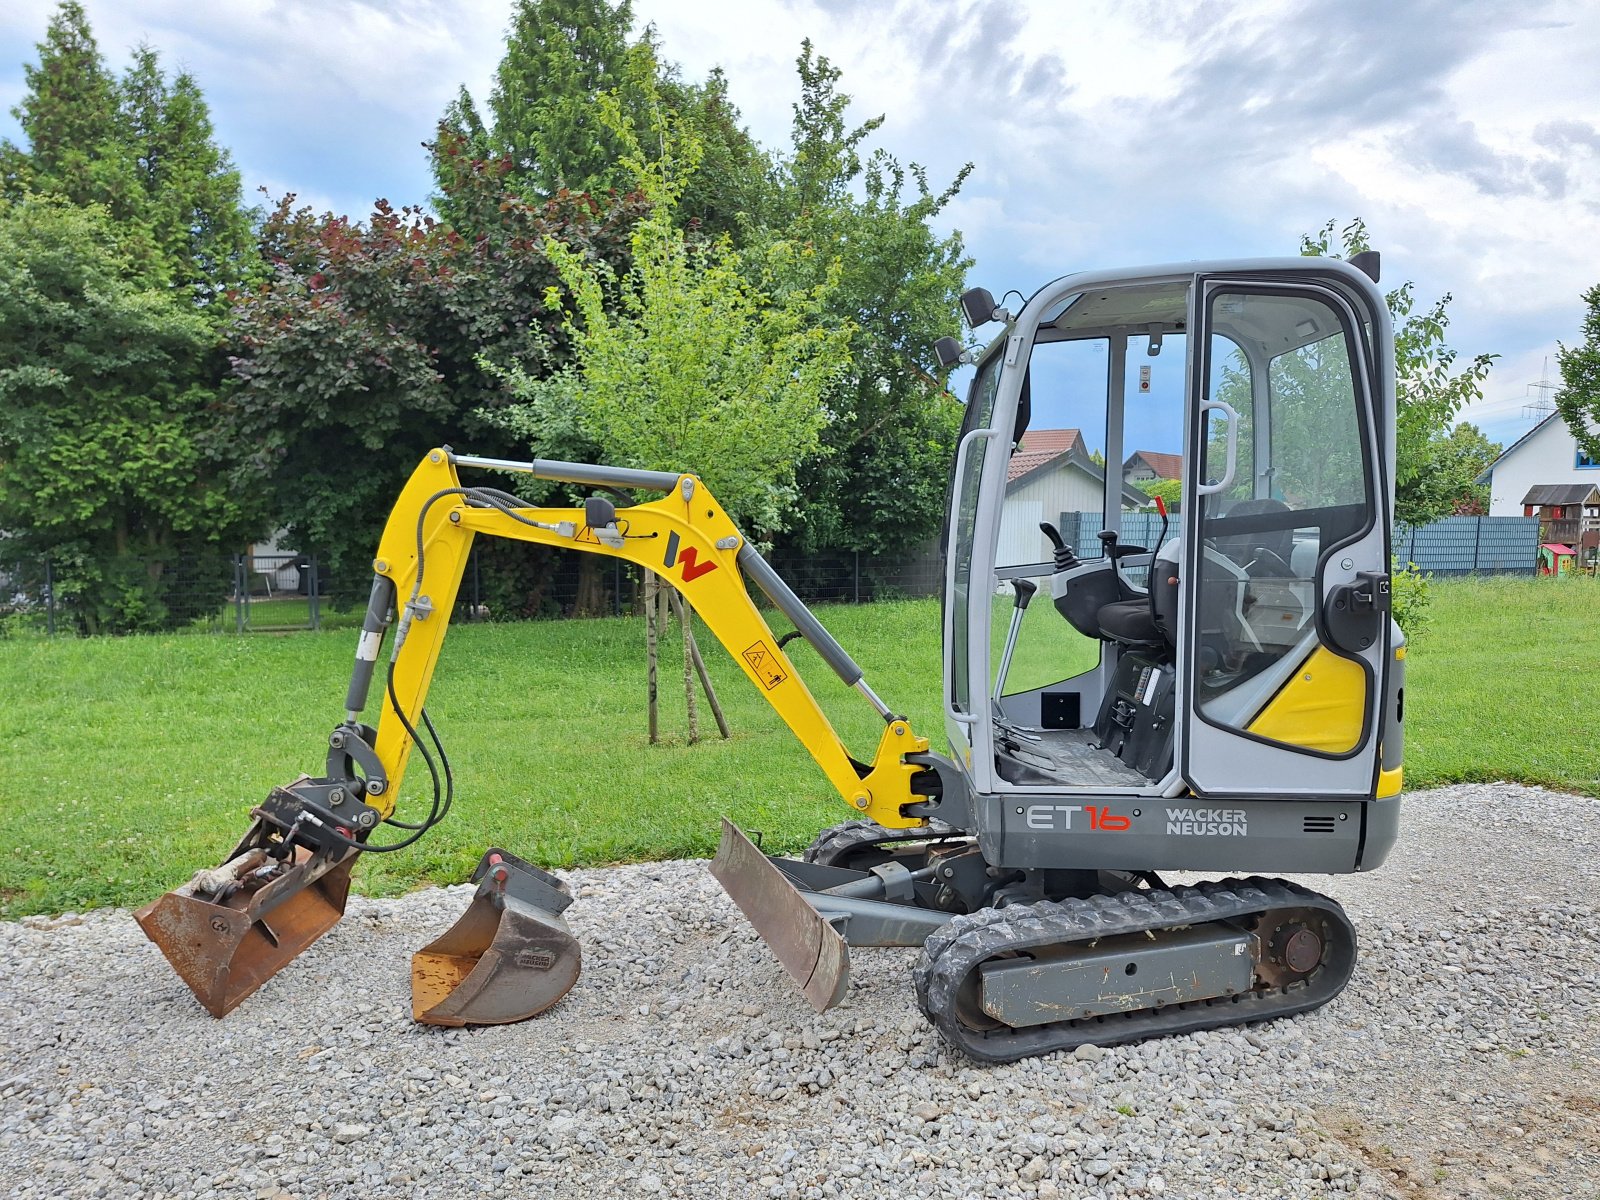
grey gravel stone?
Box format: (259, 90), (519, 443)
(0, 783), (1595, 1200)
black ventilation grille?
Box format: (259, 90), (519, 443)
(1303, 815), (1339, 834)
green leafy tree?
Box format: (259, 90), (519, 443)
(475, 0), (644, 197)
(499, 82), (852, 542)
(1137, 478), (1183, 511)
(0, 197), (258, 633)
(219, 143), (649, 585)
(118, 46), (259, 307)
(759, 42), (972, 555)
(0, 1), (138, 220)
(1555, 283), (1600, 461)
(1301, 219), (1496, 526)
(1429, 422), (1500, 516)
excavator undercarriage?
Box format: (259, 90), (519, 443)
(138, 253), (1402, 1062)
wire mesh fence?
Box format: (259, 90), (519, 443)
(0, 516), (1549, 638)
(0, 542), (944, 637)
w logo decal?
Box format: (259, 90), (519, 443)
(663, 532), (718, 582)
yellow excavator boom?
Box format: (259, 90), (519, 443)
(367, 448), (931, 830)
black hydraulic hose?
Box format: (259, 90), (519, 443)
(309, 663), (448, 855)
(381, 706), (454, 831)
(326, 482), (542, 853)
(406, 485), (556, 624)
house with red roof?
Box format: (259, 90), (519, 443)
(1122, 450), (1183, 488)
(998, 430), (1147, 565)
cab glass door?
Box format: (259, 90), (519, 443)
(1181, 283), (1388, 796)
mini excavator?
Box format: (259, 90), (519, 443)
(138, 255), (1404, 1062)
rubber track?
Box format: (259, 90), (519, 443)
(802, 818), (965, 867)
(912, 877), (1357, 1064)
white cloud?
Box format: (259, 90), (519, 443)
(3, 0), (1598, 406)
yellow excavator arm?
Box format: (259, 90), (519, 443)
(136, 447), (946, 1023)
(364, 448), (933, 830)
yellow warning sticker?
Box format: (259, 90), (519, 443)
(574, 526), (602, 545)
(741, 640), (788, 690)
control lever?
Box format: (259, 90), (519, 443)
(991, 578), (1038, 711)
(1039, 522), (1079, 572)
(1098, 528), (1149, 561)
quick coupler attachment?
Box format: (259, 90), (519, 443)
(134, 805), (358, 1018)
(411, 848), (581, 1027)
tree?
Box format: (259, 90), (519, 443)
(1430, 422), (1500, 516)
(0, 197), (258, 633)
(1301, 219), (1496, 527)
(478, 0), (644, 198)
(432, 2), (769, 241)
(118, 46), (259, 308)
(1137, 478), (1183, 512)
(1556, 283), (1600, 461)
(0, 1), (137, 221)
(759, 42), (972, 555)
(497, 80), (852, 542)
(219, 143), (649, 585)
(2, 5), (257, 309)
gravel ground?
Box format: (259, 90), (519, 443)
(2, 782), (1596, 1200)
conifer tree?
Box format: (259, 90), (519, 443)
(118, 46), (258, 307)
(3, 5), (257, 309)
(0, 1), (140, 222)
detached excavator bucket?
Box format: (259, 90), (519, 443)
(411, 848), (581, 1026)
(709, 818), (850, 1012)
(134, 835), (357, 1018)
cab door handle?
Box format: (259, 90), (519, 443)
(1323, 571), (1390, 653)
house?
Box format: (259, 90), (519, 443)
(1478, 411), (1600, 563)
(1123, 450), (1182, 489)
(997, 429), (1146, 565)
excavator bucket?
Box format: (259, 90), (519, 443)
(709, 818), (850, 1011)
(134, 836), (357, 1018)
(411, 848), (581, 1026)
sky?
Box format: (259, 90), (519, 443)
(4, 0), (1599, 454)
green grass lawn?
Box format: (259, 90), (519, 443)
(0, 576), (1594, 916)
(1404, 575), (1600, 795)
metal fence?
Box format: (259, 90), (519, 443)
(1393, 516), (1541, 576)
(0, 516), (1550, 637)
(1058, 511), (1542, 578)
(0, 543), (944, 636)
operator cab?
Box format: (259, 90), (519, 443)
(943, 260), (1395, 807)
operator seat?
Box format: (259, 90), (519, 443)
(1095, 539), (1180, 652)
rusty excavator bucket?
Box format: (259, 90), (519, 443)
(411, 848), (581, 1026)
(134, 819), (358, 1018)
(137, 785), (581, 1026)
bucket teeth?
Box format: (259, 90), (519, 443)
(411, 848), (581, 1027)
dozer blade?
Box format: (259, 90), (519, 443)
(709, 818), (849, 1012)
(134, 837), (357, 1018)
(411, 848), (581, 1027)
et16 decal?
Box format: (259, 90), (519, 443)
(1023, 804), (1131, 831)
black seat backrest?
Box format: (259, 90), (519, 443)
(1152, 553), (1180, 644)
(1216, 497), (1293, 564)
